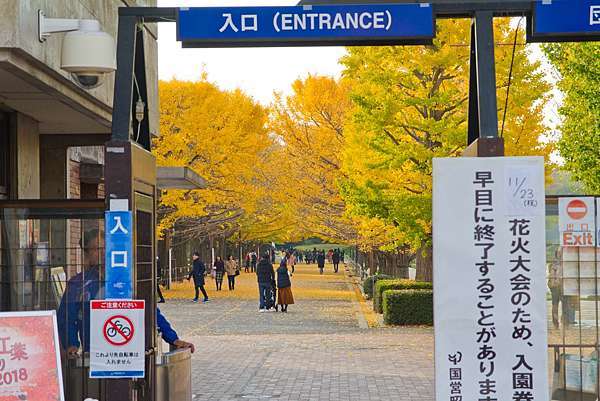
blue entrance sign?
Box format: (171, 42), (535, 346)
(177, 4), (434, 47)
(105, 211), (133, 299)
(531, 0), (600, 42)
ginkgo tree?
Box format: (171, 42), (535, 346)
(269, 75), (357, 243)
(155, 19), (555, 279)
(268, 74), (420, 268)
(154, 79), (276, 242)
(339, 18), (554, 281)
(544, 42), (600, 192)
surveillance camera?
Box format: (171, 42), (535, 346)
(71, 73), (104, 89)
(61, 20), (116, 89)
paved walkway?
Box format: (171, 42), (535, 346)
(161, 263), (434, 401)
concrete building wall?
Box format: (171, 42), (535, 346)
(0, 0), (159, 135)
(16, 113), (40, 199)
(40, 146), (67, 199)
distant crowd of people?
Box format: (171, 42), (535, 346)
(179, 247), (346, 312)
(187, 252), (241, 302)
(300, 248), (345, 274)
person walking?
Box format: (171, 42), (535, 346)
(214, 256), (225, 291)
(225, 255), (238, 291)
(187, 252), (209, 303)
(548, 247), (571, 329)
(285, 251), (295, 276)
(244, 253), (250, 273)
(256, 253), (275, 312)
(332, 250), (340, 273)
(251, 252), (258, 273)
(317, 251), (326, 275)
(157, 256), (165, 303)
(277, 259), (294, 313)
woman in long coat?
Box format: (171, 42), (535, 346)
(276, 259), (294, 313)
(225, 255), (238, 291)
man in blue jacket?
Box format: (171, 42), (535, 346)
(57, 230), (194, 357)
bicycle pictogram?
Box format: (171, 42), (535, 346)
(103, 315), (134, 346)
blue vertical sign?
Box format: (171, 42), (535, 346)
(105, 211), (133, 299)
(177, 4), (434, 48)
(530, 0), (600, 42)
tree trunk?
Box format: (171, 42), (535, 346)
(396, 252), (411, 279)
(381, 253), (392, 276)
(416, 246), (433, 283)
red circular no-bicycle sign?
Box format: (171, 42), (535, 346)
(103, 315), (135, 346)
(567, 199), (588, 220)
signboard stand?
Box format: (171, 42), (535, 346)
(434, 156), (548, 401)
(0, 311), (65, 401)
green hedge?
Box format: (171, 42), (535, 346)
(374, 279), (432, 313)
(383, 289), (433, 326)
(362, 274), (392, 299)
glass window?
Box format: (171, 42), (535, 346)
(0, 201), (106, 400)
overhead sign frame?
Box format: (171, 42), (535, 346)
(176, 3), (435, 48)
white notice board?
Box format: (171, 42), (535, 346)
(433, 157), (548, 401)
(90, 300), (145, 379)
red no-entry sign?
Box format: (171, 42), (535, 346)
(566, 199), (588, 220)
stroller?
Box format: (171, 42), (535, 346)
(265, 280), (278, 311)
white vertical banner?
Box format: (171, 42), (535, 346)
(433, 157), (548, 401)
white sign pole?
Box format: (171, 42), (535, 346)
(168, 247), (173, 288)
(433, 156), (548, 401)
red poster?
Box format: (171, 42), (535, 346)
(0, 311), (64, 401)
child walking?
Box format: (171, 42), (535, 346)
(276, 258), (294, 313)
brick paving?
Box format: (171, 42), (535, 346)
(160, 265), (434, 401)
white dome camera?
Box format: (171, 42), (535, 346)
(38, 11), (116, 89)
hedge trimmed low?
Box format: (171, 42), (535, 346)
(362, 274), (392, 299)
(374, 279), (432, 313)
(383, 289), (433, 326)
